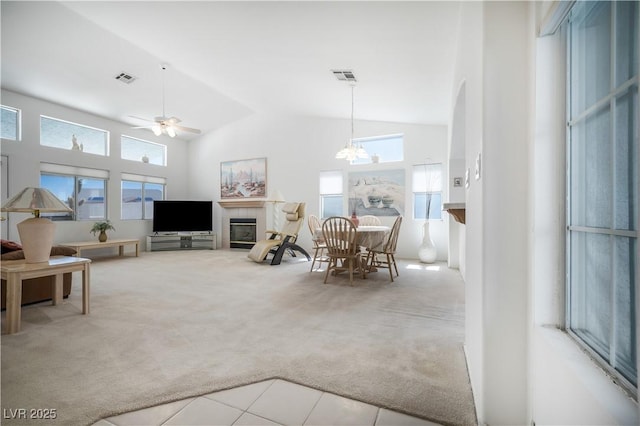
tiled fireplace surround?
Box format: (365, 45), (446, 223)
(218, 201), (266, 249)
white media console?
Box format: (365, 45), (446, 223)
(146, 233), (217, 252)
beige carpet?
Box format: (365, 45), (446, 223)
(1, 250), (476, 426)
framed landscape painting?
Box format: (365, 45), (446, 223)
(220, 157), (267, 199)
(348, 169), (405, 216)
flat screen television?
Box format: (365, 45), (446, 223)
(152, 200), (213, 233)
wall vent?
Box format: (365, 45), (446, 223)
(115, 72), (137, 84)
(331, 69), (357, 82)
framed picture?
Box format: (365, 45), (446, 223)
(348, 169), (405, 216)
(220, 157), (267, 199)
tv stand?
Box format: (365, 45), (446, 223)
(146, 233), (216, 252)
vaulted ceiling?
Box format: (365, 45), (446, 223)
(1, 1), (460, 140)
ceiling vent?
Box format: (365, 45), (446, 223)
(115, 72), (137, 84)
(332, 69), (357, 82)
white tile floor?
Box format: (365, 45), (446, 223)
(93, 379), (441, 426)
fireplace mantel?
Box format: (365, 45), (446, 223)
(218, 200), (266, 209)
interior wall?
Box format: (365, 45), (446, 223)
(450, 0), (485, 421)
(187, 112), (449, 260)
(0, 89), (190, 249)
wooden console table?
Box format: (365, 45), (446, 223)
(1, 256), (91, 334)
(61, 238), (140, 258)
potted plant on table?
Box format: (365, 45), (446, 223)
(90, 220), (115, 242)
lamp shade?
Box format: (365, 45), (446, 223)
(1, 187), (72, 215)
(1, 187), (71, 263)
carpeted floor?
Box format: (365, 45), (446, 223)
(1, 250), (476, 426)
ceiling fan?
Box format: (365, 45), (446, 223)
(131, 64), (201, 138)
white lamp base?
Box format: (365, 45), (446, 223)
(17, 217), (55, 263)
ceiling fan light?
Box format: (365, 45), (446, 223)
(166, 126), (176, 138)
(152, 125), (162, 136)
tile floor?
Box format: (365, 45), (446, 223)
(93, 379), (441, 426)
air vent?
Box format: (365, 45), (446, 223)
(332, 69), (357, 82)
(115, 72), (137, 84)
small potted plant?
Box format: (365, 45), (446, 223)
(90, 220), (115, 242)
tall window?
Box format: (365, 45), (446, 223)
(40, 164), (109, 221)
(121, 135), (166, 166)
(566, 0), (638, 392)
(121, 173), (166, 220)
(413, 163), (442, 220)
(350, 134), (404, 165)
(1, 105), (20, 140)
(319, 170), (343, 218)
(40, 116), (109, 156)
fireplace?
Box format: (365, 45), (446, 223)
(230, 218), (257, 249)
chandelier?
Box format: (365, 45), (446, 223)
(335, 84), (368, 161)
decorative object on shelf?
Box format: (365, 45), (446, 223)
(141, 154), (149, 163)
(335, 83), (368, 162)
(90, 220), (116, 242)
(220, 157), (267, 199)
(371, 153), (380, 164)
(1, 187), (73, 263)
(71, 134), (83, 151)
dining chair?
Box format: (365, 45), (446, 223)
(321, 216), (365, 285)
(358, 215), (382, 226)
(366, 215), (402, 282)
(307, 214), (329, 272)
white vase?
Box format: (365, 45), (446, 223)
(418, 220), (437, 263)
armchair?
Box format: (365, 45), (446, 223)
(248, 202), (311, 265)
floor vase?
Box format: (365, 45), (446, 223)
(418, 220), (437, 263)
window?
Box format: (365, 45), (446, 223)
(319, 170), (343, 218)
(413, 163), (442, 220)
(121, 173), (166, 220)
(566, 0), (638, 392)
(121, 135), (166, 166)
(40, 115), (108, 156)
(1, 105), (20, 140)
(40, 163), (109, 221)
(350, 134), (404, 165)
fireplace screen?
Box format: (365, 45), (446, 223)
(230, 218), (257, 249)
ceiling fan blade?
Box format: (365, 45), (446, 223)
(166, 116), (182, 124)
(173, 124), (201, 134)
(131, 126), (153, 129)
(129, 115), (155, 123)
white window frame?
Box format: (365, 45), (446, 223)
(40, 115), (109, 156)
(121, 135), (167, 166)
(350, 134), (404, 165)
(319, 170), (343, 219)
(1, 105), (21, 141)
(412, 163), (443, 220)
(121, 173), (166, 220)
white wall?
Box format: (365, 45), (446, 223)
(0, 90), (190, 250)
(187, 112), (449, 260)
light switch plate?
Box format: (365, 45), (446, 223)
(475, 153), (481, 180)
(465, 168), (470, 188)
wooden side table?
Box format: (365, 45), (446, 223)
(1, 256), (91, 334)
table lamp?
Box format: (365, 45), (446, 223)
(1, 187), (72, 263)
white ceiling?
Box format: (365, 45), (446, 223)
(1, 1), (461, 141)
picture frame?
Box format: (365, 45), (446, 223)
(348, 169), (405, 216)
(220, 157), (267, 199)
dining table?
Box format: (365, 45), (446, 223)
(315, 224), (391, 276)
(314, 224), (391, 252)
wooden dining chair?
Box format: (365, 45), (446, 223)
(307, 214), (329, 272)
(358, 215), (382, 226)
(366, 215), (402, 282)
(321, 216), (365, 285)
